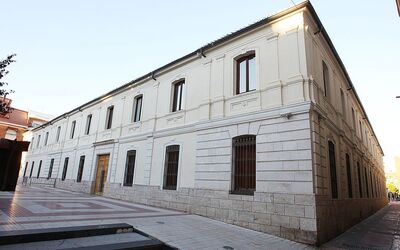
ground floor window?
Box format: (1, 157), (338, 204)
(23, 162), (28, 177)
(346, 154), (353, 198)
(328, 141), (338, 199)
(124, 150), (136, 186)
(37, 160), (42, 178)
(163, 145), (180, 190)
(48, 159), (54, 179)
(232, 135), (256, 195)
(61, 157), (69, 181)
(29, 162), (35, 178)
(364, 167), (369, 198)
(77, 156), (85, 182)
(357, 161), (363, 198)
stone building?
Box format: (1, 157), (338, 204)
(22, 2), (387, 245)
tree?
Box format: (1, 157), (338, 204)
(0, 54), (16, 115)
(387, 182), (398, 193)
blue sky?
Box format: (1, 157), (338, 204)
(2, 0), (399, 170)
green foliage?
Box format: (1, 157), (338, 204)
(0, 54), (16, 115)
(387, 182), (398, 193)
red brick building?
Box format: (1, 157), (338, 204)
(0, 99), (49, 141)
(0, 105), (29, 141)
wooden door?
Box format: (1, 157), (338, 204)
(94, 154), (110, 195)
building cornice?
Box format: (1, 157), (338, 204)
(32, 1), (310, 132)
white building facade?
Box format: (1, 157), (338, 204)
(22, 2), (386, 245)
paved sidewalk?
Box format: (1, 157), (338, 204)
(0, 186), (313, 250)
(323, 202), (399, 250)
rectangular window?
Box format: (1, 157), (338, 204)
(328, 141), (338, 199)
(232, 135), (256, 195)
(48, 159), (54, 179)
(133, 96), (143, 122)
(351, 108), (356, 129)
(346, 154), (353, 198)
(37, 135), (41, 148)
(340, 89), (346, 119)
(236, 53), (256, 94)
(30, 137), (34, 149)
(37, 160), (42, 178)
(44, 132), (49, 146)
(123, 150), (136, 186)
(56, 126), (61, 142)
(70, 121), (76, 139)
(62, 157), (69, 181)
(322, 61), (329, 98)
(29, 162), (35, 178)
(77, 156), (85, 182)
(172, 81), (185, 112)
(85, 115), (92, 135)
(163, 145), (180, 190)
(359, 121), (363, 141)
(364, 167), (369, 198)
(23, 162), (28, 177)
(370, 171), (374, 198)
(357, 161), (363, 198)
(105, 106), (114, 129)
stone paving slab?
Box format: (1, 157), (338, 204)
(0, 186), (313, 250)
(0, 232), (150, 250)
(322, 202), (400, 250)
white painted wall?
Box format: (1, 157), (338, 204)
(23, 9), (383, 197)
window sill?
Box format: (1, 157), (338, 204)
(235, 89), (256, 96)
(170, 109), (184, 114)
(230, 190), (254, 196)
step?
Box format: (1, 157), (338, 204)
(0, 223), (133, 245)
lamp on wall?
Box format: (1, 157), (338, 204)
(280, 112), (293, 119)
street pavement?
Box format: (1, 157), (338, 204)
(1, 185), (398, 249)
(323, 202), (400, 250)
(0, 185), (312, 250)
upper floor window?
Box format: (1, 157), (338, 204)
(236, 53), (256, 94)
(133, 95), (143, 122)
(105, 105), (114, 129)
(172, 80), (185, 112)
(5, 129), (17, 140)
(124, 150), (136, 186)
(44, 132), (49, 146)
(322, 60), (330, 98)
(340, 89), (346, 119)
(163, 145), (180, 190)
(37, 135), (41, 148)
(351, 108), (356, 129)
(85, 114), (92, 135)
(56, 126), (61, 142)
(232, 135), (256, 195)
(328, 141), (338, 199)
(30, 137), (34, 149)
(70, 121), (76, 139)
